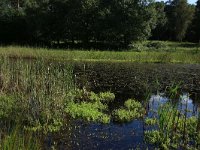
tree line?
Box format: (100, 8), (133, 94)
(0, 0), (200, 48)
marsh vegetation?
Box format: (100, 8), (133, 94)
(1, 0), (200, 149)
(0, 56), (199, 149)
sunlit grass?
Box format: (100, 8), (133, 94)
(0, 44), (200, 63)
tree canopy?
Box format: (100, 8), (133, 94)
(0, 0), (199, 48)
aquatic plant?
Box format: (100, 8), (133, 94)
(145, 118), (157, 126)
(113, 109), (143, 122)
(124, 99), (143, 110)
(144, 101), (200, 149)
(89, 91), (101, 102)
(65, 101), (110, 124)
(99, 92), (115, 103)
(145, 130), (166, 144)
(112, 99), (145, 122)
(73, 89), (115, 104)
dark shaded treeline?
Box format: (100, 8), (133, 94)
(0, 0), (200, 49)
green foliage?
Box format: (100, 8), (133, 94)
(151, 2), (167, 40)
(113, 109), (143, 122)
(0, 57), (74, 133)
(65, 102), (110, 124)
(1, 45), (200, 64)
(145, 102), (200, 149)
(0, 94), (15, 119)
(145, 130), (165, 144)
(66, 91), (144, 124)
(113, 99), (145, 122)
(191, 0), (200, 42)
(99, 92), (115, 103)
(124, 99), (143, 109)
(89, 91), (101, 102)
(65, 90), (117, 124)
(73, 89), (115, 104)
(167, 0), (194, 41)
(145, 118), (157, 126)
(0, 0), (158, 47)
(0, 126), (41, 150)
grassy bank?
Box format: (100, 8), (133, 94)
(0, 41), (200, 63)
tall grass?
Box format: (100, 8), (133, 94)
(0, 126), (41, 150)
(145, 96), (200, 149)
(0, 57), (74, 132)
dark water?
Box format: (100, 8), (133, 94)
(42, 62), (200, 149)
(74, 62), (200, 99)
(46, 93), (199, 150)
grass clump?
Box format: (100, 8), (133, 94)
(112, 99), (145, 122)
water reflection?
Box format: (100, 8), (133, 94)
(47, 93), (199, 149)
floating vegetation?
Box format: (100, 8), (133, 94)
(99, 92), (115, 103)
(65, 91), (145, 124)
(65, 90), (114, 124)
(112, 99), (145, 122)
(65, 102), (110, 124)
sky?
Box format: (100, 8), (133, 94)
(157, 0), (197, 4)
(188, 0), (197, 4)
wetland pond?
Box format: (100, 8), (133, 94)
(1, 60), (200, 149)
(45, 62), (200, 149)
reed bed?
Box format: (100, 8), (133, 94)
(0, 57), (74, 132)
